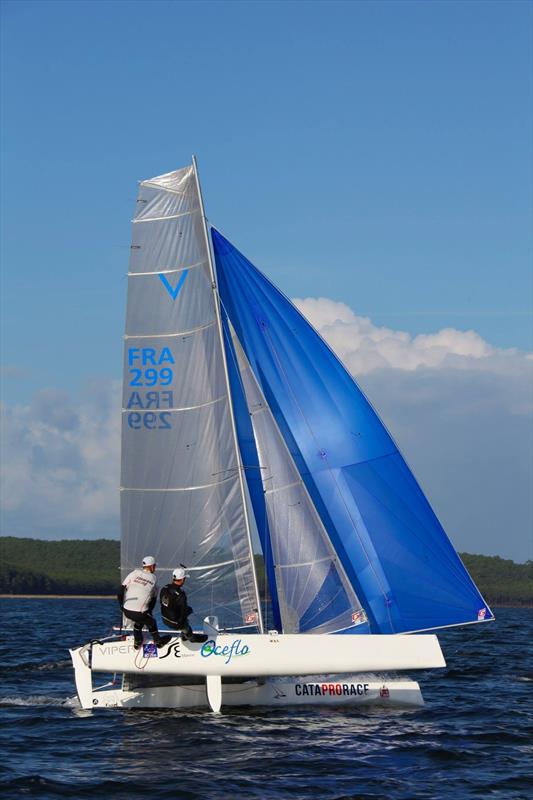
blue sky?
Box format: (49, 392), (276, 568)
(1, 0), (531, 561)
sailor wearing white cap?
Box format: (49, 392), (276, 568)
(160, 565), (206, 642)
(117, 556), (170, 650)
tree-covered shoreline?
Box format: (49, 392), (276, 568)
(1, 537), (531, 607)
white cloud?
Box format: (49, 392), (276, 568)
(294, 297), (533, 562)
(293, 297), (509, 373)
(1, 299), (531, 561)
(0, 381), (121, 538)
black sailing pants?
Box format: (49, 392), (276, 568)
(162, 617), (193, 639)
(123, 609), (160, 643)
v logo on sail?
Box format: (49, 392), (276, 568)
(159, 269), (189, 300)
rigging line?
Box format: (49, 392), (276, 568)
(259, 321), (394, 632)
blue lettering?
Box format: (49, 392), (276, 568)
(160, 391), (173, 408)
(127, 392), (143, 409)
(145, 391), (159, 408)
(160, 347), (175, 365)
(129, 369), (143, 386)
(127, 411), (173, 430)
(128, 348), (141, 365)
(126, 391), (174, 410)
(128, 347), (175, 368)
(142, 348), (157, 365)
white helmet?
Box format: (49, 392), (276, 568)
(172, 566), (188, 581)
(142, 555), (156, 567)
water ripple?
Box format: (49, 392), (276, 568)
(0, 601), (531, 800)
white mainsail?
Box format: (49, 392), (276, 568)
(121, 165), (260, 630)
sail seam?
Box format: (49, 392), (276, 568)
(120, 475), (237, 492)
(275, 555), (333, 569)
(140, 180), (192, 196)
(264, 480), (302, 495)
(133, 210), (198, 224)
(128, 259), (207, 277)
(122, 395), (226, 413)
(156, 559), (236, 571)
(124, 320), (216, 340)
(186, 559), (235, 571)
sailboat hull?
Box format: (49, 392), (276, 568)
(73, 677), (424, 710)
(88, 632), (445, 677)
(70, 631), (443, 710)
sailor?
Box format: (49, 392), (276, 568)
(159, 566), (196, 640)
(117, 556), (171, 650)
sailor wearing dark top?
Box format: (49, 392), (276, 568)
(159, 566), (194, 639)
(117, 556), (171, 650)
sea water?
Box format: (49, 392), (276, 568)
(0, 600), (531, 799)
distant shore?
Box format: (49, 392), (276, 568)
(0, 594), (115, 600)
(1, 595), (531, 608)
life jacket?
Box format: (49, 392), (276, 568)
(159, 583), (192, 627)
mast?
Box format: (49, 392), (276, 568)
(192, 155), (264, 634)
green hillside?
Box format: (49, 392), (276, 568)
(0, 537), (531, 605)
(0, 537), (120, 595)
(460, 553), (532, 607)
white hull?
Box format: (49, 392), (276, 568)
(70, 624), (444, 711)
(81, 676), (424, 710)
(88, 630), (444, 677)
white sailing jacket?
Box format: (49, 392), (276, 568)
(122, 569), (157, 613)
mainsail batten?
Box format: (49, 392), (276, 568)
(212, 228), (493, 635)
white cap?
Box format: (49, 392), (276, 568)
(142, 555), (156, 567)
(172, 566), (188, 580)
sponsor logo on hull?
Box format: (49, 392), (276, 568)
(99, 643), (134, 655)
(200, 638), (250, 665)
(295, 682), (370, 697)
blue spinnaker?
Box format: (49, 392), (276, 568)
(213, 228), (493, 634)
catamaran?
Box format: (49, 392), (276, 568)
(69, 159), (493, 712)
